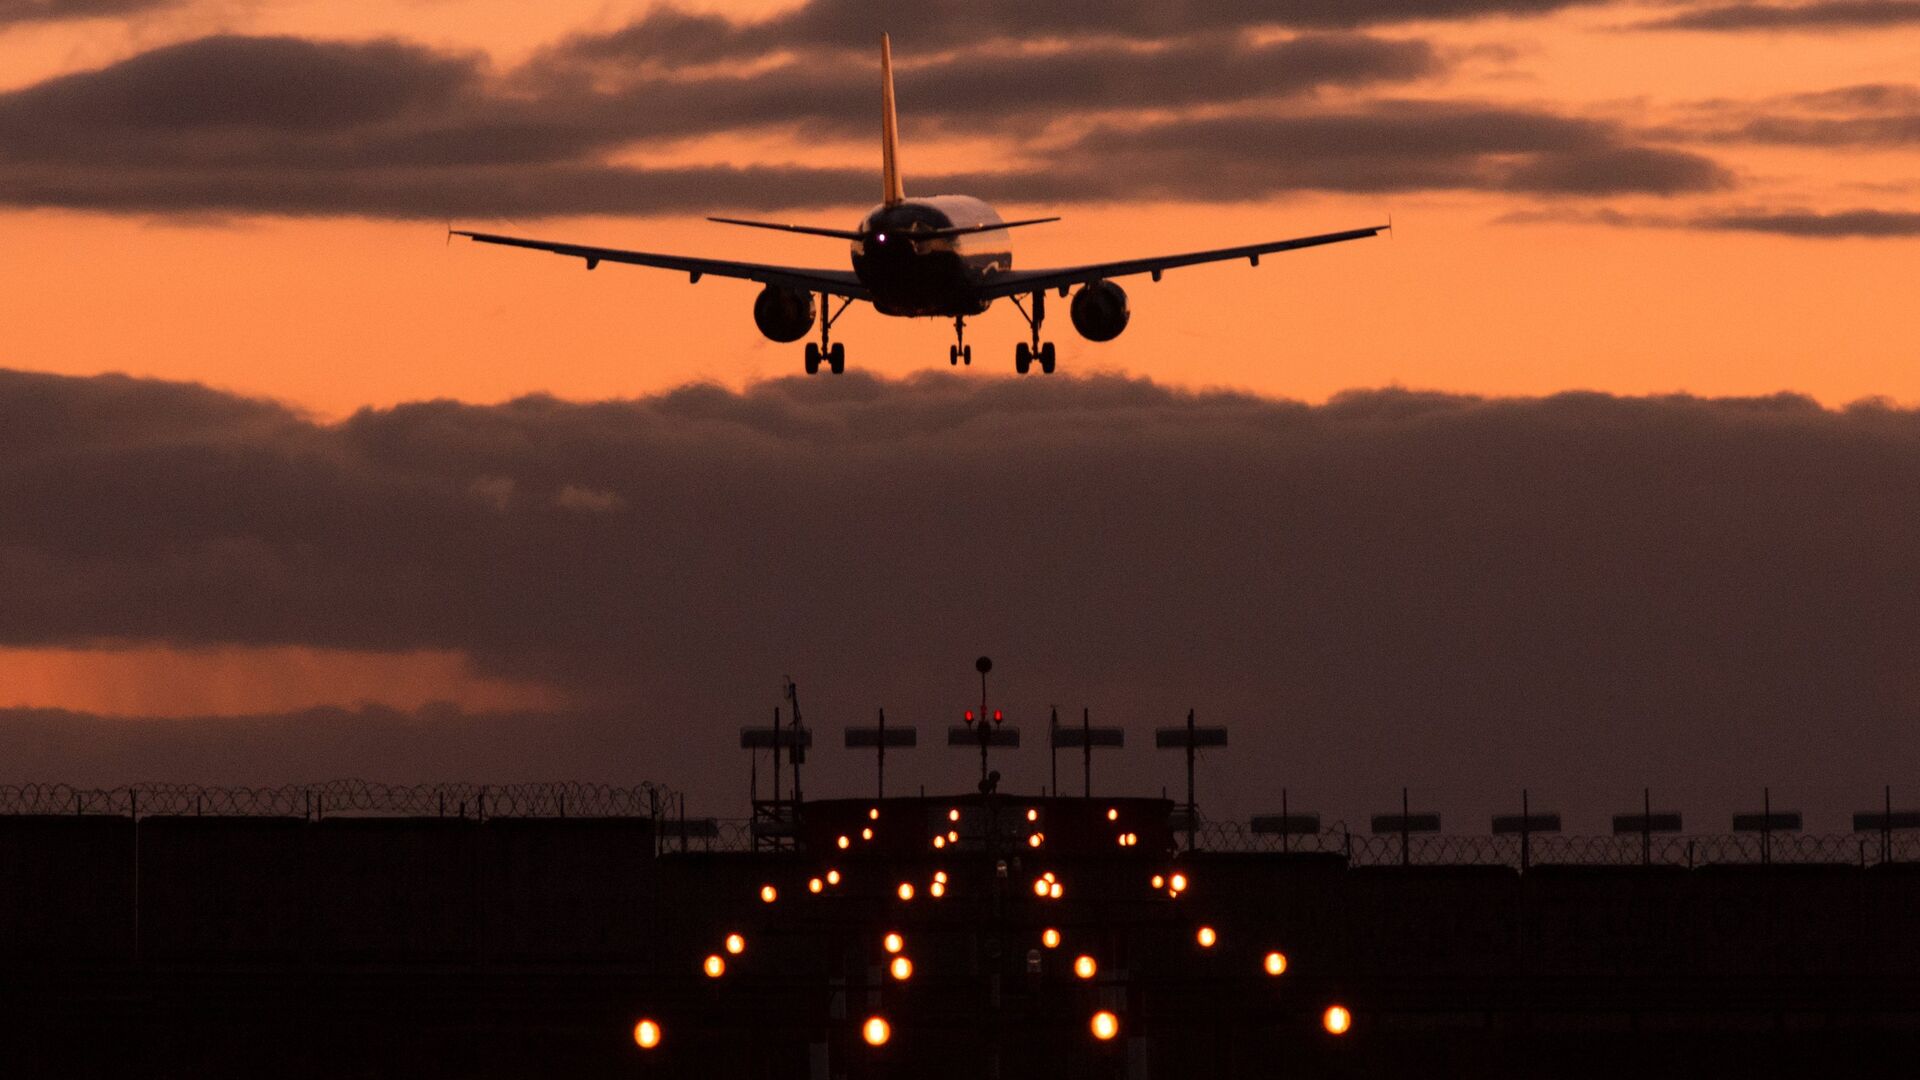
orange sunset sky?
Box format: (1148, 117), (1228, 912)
(3, 1), (1920, 818)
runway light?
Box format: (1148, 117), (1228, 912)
(809, 877), (824, 894)
(1027, 809), (1039, 822)
(948, 830), (959, 842)
(1073, 955), (1097, 979)
(633, 1018), (661, 1050)
(1043, 872), (1056, 883)
(1170, 873), (1188, 893)
(1049, 882), (1063, 899)
(862, 827), (874, 841)
(897, 882), (915, 901)
(1034, 878), (1051, 897)
(884, 932), (904, 954)
(1091, 1010), (1119, 1041)
(703, 955), (725, 978)
(1028, 833), (1044, 848)
(725, 933), (745, 955)
(930, 881), (946, 898)
(933, 836), (947, 849)
(1042, 928), (1061, 949)
(889, 956), (913, 981)
(1107, 808), (1119, 821)
(949, 809), (961, 822)
(1323, 1005), (1352, 1036)
(837, 835), (851, 849)
(862, 1016), (891, 1047)
(827, 869), (842, 886)
(869, 807), (880, 820)
(760, 885), (778, 903)
(1264, 951), (1289, 976)
(1196, 926), (1217, 948)
(934, 871), (949, 884)
(1151, 874), (1165, 890)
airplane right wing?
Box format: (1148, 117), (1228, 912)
(975, 224), (1387, 300)
(452, 230), (873, 300)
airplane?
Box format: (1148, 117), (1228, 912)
(454, 34), (1387, 376)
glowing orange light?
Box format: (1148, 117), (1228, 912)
(1196, 926), (1217, 948)
(633, 1018), (661, 1050)
(1151, 874), (1165, 889)
(930, 881), (946, 898)
(889, 956), (913, 981)
(1091, 1010), (1119, 1041)
(1049, 882), (1063, 899)
(827, 869), (842, 886)
(759, 885), (777, 904)
(947, 830), (959, 842)
(1074, 955), (1097, 979)
(837, 835), (851, 849)
(863, 1016), (891, 1047)
(948, 809), (960, 822)
(1170, 873), (1188, 893)
(1116, 834), (1128, 847)
(933, 836), (946, 849)
(1028, 833), (1043, 848)
(703, 955), (725, 978)
(862, 827), (874, 841)
(897, 882), (915, 901)
(809, 877), (824, 894)
(1107, 808), (1119, 821)
(1323, 1005), (1352, 1036)
(869, 808), (880, 820)
(725, 933), (745, 955)
(1026, 809), (1038, 822)
(883, 932), (904, 954)
(1042, 928), (1061, 948)
(1033, 878), (1050, 897)
(1043, 872), (1056, 882)
(934, 871), (948, 884)
(1264, 951), (1289, 976)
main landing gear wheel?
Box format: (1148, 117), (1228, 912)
(950, 318), (973, 366)
(828, 343), (845, 375)
(1015, 342), (1032, 374)
(1038, 342), (1056, 374)
(1011, 292), (1056, 375)
(805, 342), (821, 375)
(803, 292), (853, 375)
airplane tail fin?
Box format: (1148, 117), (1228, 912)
(881, 33), (905, 207)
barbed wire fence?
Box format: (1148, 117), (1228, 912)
(0, 779), (677, 821)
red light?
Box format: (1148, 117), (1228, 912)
(965, 710), (974, 723)
(992, 709), (1003, 723)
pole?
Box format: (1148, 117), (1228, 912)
(1082, 708), (1092, 799)
(1186, 709), (1198, 853)
(772, 706), (783, 806)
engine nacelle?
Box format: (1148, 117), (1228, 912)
(753, 285), (816, 342)
(1069, 280), (1130, 342)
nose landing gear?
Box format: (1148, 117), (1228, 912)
(804, 293), (853, 374)
(949, 317), (972, 366)
(1010, 292), (1055, 374)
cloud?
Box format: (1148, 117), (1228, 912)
(0, 0), (173, 26)
(558, 0), (1604, 63)
(0, 33), (1722, 215)
(1690, 207), (1920, 235)
(1638, 0), (1920, 30)
(6, 368), (1920, 823)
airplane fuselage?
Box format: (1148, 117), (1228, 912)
(852, 197), (1009, 317)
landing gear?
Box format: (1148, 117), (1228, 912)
(804, 293), (854, 375)
(1010, 291), (1055, 375)
(949, 317), (972, 366)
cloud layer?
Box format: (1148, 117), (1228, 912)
(5, 368), (1920, 824)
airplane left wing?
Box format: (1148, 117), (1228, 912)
(975, 224), (1386, 300)
(452, 230), (872, 300)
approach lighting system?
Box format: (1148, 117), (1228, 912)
(1091, 1011), (1120, 1041)
(1170, 873), (1188, 894)
(837, 835), (851, 849)
(889, 956), (913, 981)
(809, 877), (824, 893)
(1027, 808), (1038, 822)
(1264, 951), (1289, 976)
(1028, 833), (1044, 848)
(704, 955), (726, 978)
(827, 869), (842, 886)
(869, 807), (880, 820)
(930, 880), (946, 897)
(1049, 882), (1063, 899)
(1196, 926), (1217, 948)
(1074, 955), (1097, 979)
(863, 1016), (892, 1047)
(862, 827), (874, 841)
(897, 882), (915, 901)
(1107, 808), (1119, 821)
(1323, 1005), (1352, 1035)
(933, 835), (947, 849)
(1042, 928), (1061, 949)
(760, 885), (777, 904)
(633, 1018), (661, 1050)
(725, 933), (746, 955)
(884, 932), (905, 954)
(1151, 874), (1165, 890)
(1034, 878), (1051, 897)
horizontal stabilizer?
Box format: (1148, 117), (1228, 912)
(709, 216), (1061, 241)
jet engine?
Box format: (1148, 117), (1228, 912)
(753, 285), (816, 342)
(1069, 280), (1130, 342)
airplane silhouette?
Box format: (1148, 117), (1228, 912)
(455, 35), (1387, 375)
